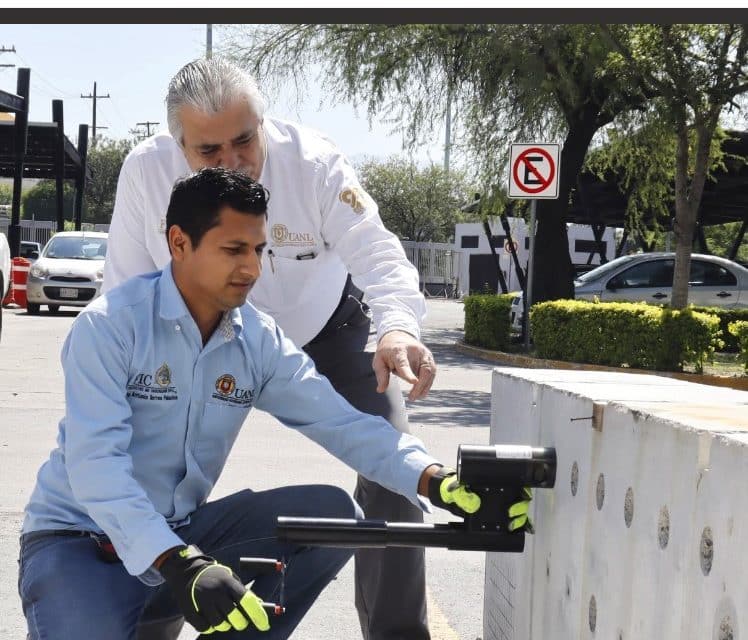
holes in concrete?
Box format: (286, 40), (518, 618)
(589, 595), (597, 633)
(701, 526), (714, 576)
(624, 487), (634, 528)
(565, 575), (571, 598)
(717, 616), (735, 640)
(546, 557), (550, 580)
(596, 473), (605, 510)
(571, 461), (579, 496)
(714, 598), (737, 640)
(658, 506), (670, 549)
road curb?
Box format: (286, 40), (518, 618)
(454, 340), (748, 392)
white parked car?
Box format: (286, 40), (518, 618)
(0, 231), (11, 341)
(26, 231), (108, 315)
(511, 252), (748, 331)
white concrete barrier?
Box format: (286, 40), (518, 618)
(485, 367), (748, 640)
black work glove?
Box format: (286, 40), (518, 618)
(159, 544), (270, 634)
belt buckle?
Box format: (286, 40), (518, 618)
(91, 532), (121, 564)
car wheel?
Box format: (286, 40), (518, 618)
(27, 302), (41, 315)
(0, 303), (3, 344)
(48, 305), (60, 314)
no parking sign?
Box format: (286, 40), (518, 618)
(508, 143), (560, 199)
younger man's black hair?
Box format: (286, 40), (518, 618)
(166, 167), (269, 250)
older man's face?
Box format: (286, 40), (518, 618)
(179, 100), (266, 180)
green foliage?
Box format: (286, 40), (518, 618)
(728, 320), (748, 372)
(21, 181), (75, 221)
(702, 222), (748, 263)
(530, 300), (721, 372)
(463, 294), (514, 351)
(0, 183), (11, 206)
(600, 24), (748, 309)
(690, 306), (748, 353)
(84, 137), (133, 224)
(585, 122), (727, 241)
(356, 157), (476, 242)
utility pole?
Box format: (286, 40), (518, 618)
(206, 24), (213, 59)
(444, 87), (452, 174)
(0, 44), (16, 68)
(80, 81), (110, 146)
(136, 120), (160, 138)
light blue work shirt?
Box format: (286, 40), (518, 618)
(23, 264), (438, 584)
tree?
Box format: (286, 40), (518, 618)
(703, 222), (748, 263)
(84, 137), (133, 224)
(224, 24), (655, 305)
(21, 180), (75, 222)
(601, 24), (748, 308)
(357, 157), (475, 242)
(0, 183), (11, 206)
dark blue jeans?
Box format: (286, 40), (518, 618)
(18, 485), (359, 639)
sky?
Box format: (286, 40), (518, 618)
(0, 23), (447, 167)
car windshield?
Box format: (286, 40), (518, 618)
(44, 236), (107, 260)
(575, 255), (638, 284)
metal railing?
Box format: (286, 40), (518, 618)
(401, 241), (461, 298)
(0, 218), (105, 248)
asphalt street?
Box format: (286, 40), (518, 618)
(0, 298), (500, 639)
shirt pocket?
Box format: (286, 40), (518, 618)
(267, 249), (323, 303)
(193, 402), (250, 482)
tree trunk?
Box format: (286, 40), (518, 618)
(670, 124), (694, 309)
(671, 119), (714, 309)
(531, 117), (598, 304)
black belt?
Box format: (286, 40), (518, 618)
(306, 275), (370, 346)
(21, 529), (91, 545)
(21, 529), (121, 563)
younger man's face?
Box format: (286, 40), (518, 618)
(172, 206), (267, 314)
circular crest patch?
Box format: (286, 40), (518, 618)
(215, 374), (236, 396)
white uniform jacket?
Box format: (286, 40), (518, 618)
(103, 118), (426, 347)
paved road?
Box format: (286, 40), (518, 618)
(0, 299), (499, 639)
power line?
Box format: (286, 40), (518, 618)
(136, 120), (160, 137)
(0, 44), (16, 69)
(81, 81), (110, 146)
(13, 50), (77, 98)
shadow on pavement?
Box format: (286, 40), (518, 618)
(408, 388), (491, 427)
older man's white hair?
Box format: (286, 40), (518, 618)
(166, 57), (266, 145)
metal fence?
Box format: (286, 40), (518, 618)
(0, 218), (106, 248)
(400, 241), (461, 298)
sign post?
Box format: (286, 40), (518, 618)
(508, 143), (560, 350)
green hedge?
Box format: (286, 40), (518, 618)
(729, 321), (748, 372)
(691, 306), (748, 352)
(463, 294), (514, 351)
(530, 300), (721, 372)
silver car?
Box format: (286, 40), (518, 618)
(26, 231), (108, 315)
(510, 252), (748, 331)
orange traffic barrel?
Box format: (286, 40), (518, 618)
(7, 257), (31, 309)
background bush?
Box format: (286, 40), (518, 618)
(530, 300), (721, 372)
(463, 294), (514, 351)
(728, 321), (748, 372)
(691, 306), (748, 352)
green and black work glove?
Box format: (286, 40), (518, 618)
(159, 544), (270, 634)
(507, 487), (535, 534)
(427, 467), (482, 518)
(428, 467), (535, 533)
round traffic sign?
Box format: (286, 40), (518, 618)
(512, 147), (556, 195)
